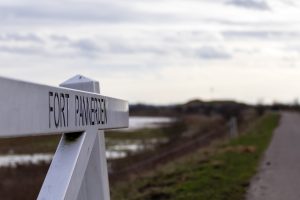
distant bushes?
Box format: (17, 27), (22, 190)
(130, 100), (249, 122)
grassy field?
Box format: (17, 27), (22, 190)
(111, 113), (280, 200)
(0, 112), (258, 199)
(0, 135), (60, 155)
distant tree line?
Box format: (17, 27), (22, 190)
(130, 99), (249, 120)
(130, 99), (300, 122)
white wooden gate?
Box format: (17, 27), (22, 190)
(0, 75), (129, 200)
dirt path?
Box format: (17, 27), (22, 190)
(246, 112), (300, 200)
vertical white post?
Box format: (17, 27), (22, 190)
(38, 75), (110, 200)
(76, 131), (110, 200)
(228, 117), (238, 138)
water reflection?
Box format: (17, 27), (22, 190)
(0, 117), (173, 166)
(122, 116), (174, 131)
(106, 117), (173, 159)
(0, 154), (53, 167)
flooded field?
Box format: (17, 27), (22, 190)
(0, 154), (53, 167)
(0, 116), (174, 167)
(124, 116), (174, 131)
(106, 116), (174, 162)
(0, 97), (258, 199)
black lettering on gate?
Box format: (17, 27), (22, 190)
(54, 93), (60, 128)
(73, 95), (108, 127)
(75, 95), (79, 126)
(102, 98), (107, 124)
(49, 91), (70, 128)
(49, 92), (53, 128)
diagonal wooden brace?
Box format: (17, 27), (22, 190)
(38, 75), (120, 200)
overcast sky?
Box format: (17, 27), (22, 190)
(1, 0), (300, 105)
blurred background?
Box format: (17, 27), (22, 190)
(0, 0), (299, 199)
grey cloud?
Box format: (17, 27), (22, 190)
(71, 39), (101, 52)
(283, 45), (300, 53)
(280, 0), (297, 6)
(0, 3), (173, 24)
(204, 18), (294, 28)
(0, 28), (233, 62)
(50, 36), (102, 57)
(0, 45), (43, 55)
(50, 35), (166, 58)
(67, 35), (166, 55)
(0, 4), (126, 22)
(226, 0), (270, 10)
(0, 32), (233, 61)
(67, 38), (165, 56)
(195, 46), (231, 60)
(233, 48), (260, 54)
(222, 31), (300, 40)
(106, 42), (135, 54)
(0, 33), (43, 43)
(108, 42), (165, 55)
(50, 35), (71, 43)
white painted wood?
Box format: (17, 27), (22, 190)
(38, 129), (97, 200)
(60, 75), (100, 94)
(76, 131), (110, 200)
(0, 76), (128, 137)
(38, 75), (121, 200)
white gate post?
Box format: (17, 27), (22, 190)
(228, 117), (238, 138)
(0, 75), (128, 199)
(38, 75), (111, 200)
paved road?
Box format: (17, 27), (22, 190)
(246, 112), (300, 200)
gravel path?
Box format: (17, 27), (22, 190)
(246, 112), (300, 200)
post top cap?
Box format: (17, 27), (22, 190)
(60, 75), (97, 85)
(59, 75), (100, 93)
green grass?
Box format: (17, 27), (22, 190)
(0, 121), (185, 155)
(0, 134), (60, 155)
(107, 121), (187, 141)
(111, 113), (280, 200)
(107, 128), (166, 140)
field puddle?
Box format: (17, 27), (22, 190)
(122, 117), (174, 131)
(0, 144), (149, 167)
(0, 117), (173, 167)
(0, 154), (53, 167)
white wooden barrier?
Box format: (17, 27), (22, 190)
(228, 117), (238, 138)
(0, 75), (129, 200)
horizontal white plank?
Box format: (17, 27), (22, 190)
(0, 76), (128, 137)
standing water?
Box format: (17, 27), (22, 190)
(124, 116), (174, 131)
(0, 116), (174, 166)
